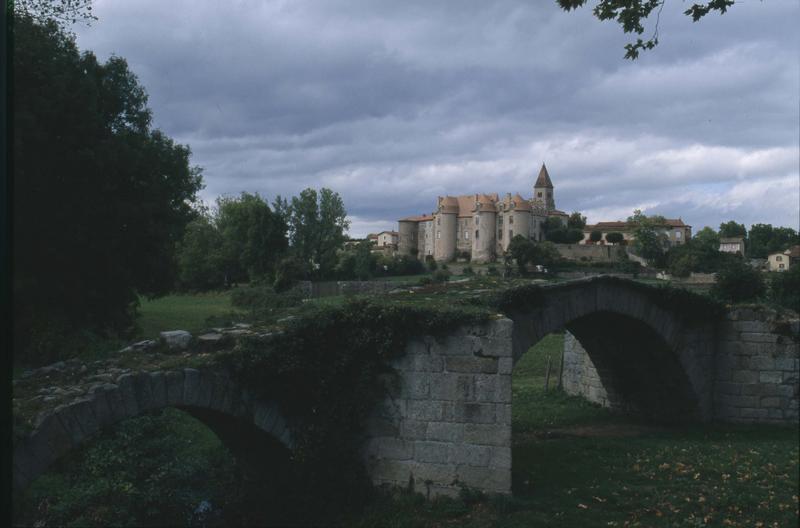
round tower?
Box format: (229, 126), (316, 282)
(433, 196), (458, 262)
(472, 195), (497, 263)
(511, 194), (532, 243)
(397, 220), (417, 257)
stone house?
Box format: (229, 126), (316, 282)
(768, 245), (800, 272)
(376, 231), (399, 248)
(580, 219), (692, 247)
(397, 165), (568, 262)
(719, 237), (745, 255)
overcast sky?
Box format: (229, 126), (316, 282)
(75, 0), (799, 237)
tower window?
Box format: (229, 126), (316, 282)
(537, 192), (542, 198)
(465, 231), (469, 240)
(475, 230), (479, 239)
(509, 229), (513, 238)
(509, 216), (514, 224)
(475, 216), (479, 225)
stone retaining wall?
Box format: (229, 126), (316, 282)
(362, 318), (513, 498)
(562, 331), (609, 406)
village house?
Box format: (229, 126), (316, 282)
(767, 245), (800, 272)
(719, 237), (745, 255)
(580, 219), (692, 247)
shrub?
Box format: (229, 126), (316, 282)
(273, 256), (307, 292)
(231, 284), (304, 316)
(769, 266), (800, 312)
(606, 232), (624, 245)
(487, 266), (498, 276)
(462, 265), (474, 275)
(427, 258), (438, 272)
(432, 269), (451, 283)
(589, 230), (602, 243)
(711, 260), (766, 303)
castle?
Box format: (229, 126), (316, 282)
(397, 164), (569, 263)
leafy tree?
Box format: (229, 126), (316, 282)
(544, 216), (565, 232)
(589, 230), (602, 243)
(719, 220), (747, 240)
(769, 266), (800, 313)
(606, 232), (624, 245)
(747, 224), (800, 259)
(216, 192), (288, 284)
(287, 188), (350, 278)
(568, 212), (587, 230)
(556, 0), (736, 59)
(627, 210), (668, 265)
(176, 213), (225, 291)
(509, 235), (536, 273)
(13, 0), (97, 29)
(693, 226), (721, 250)
(13, 15), (202, 365)
(666, 238), (738, 276)
(711, 260), (766, 304)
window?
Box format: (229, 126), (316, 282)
(676, 231), (682, 239)
(465, 231), (470, 240)
(777, 256), (783, 261)
(779, 264), (785, 269)
(437, 231), (441, 239)
(509, 229), (513, 238)
(475, 230), (479, 239)
(509, 216), (514, 224)
(475, 217), (479, 225)
(498, 229), (503, 240)
(437, 217), (441, 226)
(537, 192), (542, 198)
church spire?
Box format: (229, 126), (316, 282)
(534, 163), (553, 189)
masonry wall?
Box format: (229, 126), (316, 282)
(714, 308), (799, 424)
(555, 244), (625, 262)
(562, 331), (610, 407)
(362, 318), (513, 498)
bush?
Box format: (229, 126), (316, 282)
(273, 256), (307, 292)
(589, 231), (602, 243)
(487, 266), (498, 276)
(606, 232), (624, 245)
(711, 260), (766, 303)
(427, 258), (438, 272)
(462, 265), (474, 275)
(769, 266), (800, 312)
(231, 284), (304, 316)
(432, 269), (451, 283)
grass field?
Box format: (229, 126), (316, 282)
(350, 334), (800, 528)
(135, 290), (244, 338)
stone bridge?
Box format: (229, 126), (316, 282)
(13, 277), (799, 498)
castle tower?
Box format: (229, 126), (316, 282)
(472, 194), (497, 263)
(533, 163), (555, 212)
(433, 196), (458, 261)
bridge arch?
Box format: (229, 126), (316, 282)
(13, 368), (293, 494)
(506, 278), (716, 420)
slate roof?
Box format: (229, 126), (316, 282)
(534, 163), (553, 188)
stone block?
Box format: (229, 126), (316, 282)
(131, 373), (156, 412)
(498, 358), (513, 375)
(748, 356), (775, 370)
(489, 318), (514, 339)
(496, 403), (512, 425)
(407, 400), (444, 421)
(160, 330), (192, 350)
(414, 441), (450, 463)
(734, 321), (769, 333)
(430, 374), (474, 401)
(368, 459), (415, 485)
(775, 358), (798, 371)
(732, 371), (758, 384)
(148, 371), (167, 408)
(165, 370), (185, 406)
(369, 437), (413, 461)
(473, 375), (497, 402)
(759, 371), (782, 384)
(741, 383), (777, 397)
(740, 332), (779, 344)
(453, 402), (496, 424)
(181, 369), (201, 406)
(489, 446), (512, 469)
(445, 356), (498, 374)
(739, 408), (769, 420)
(400, 419), (428, 440)
(464, 423), (510, 447)
(427, 422), (464, 442)
(116, 373), (139, 417)
(401, 374), (431, 400)
(253, 401), (281, 432)
(759, 397), (780, 408)
(448, 443), (491, 467)
(715, 382), (741, 396)
(411, 461), (458, 486)
(480, 338), (513, 358)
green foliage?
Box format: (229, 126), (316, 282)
(13, 0), (97, 29)
(462, 265), (474, 276)
(213, 299), (489, 519)
(176, 213), (226, 291)
(693, 226), (721, 250)
(287, 188), (350, 278)
(13, 15), (203, 365)
(556, 0), (736, 59)
(509, 236), (562, 273)
(216, 192), (288, 284)
(589, 230), (602, 243)
(16, 409), (240, 527)
(711, 260), (766, 304)
(426, 255), (438, 271)
(627, 210), (668, 265)
(665, 238), (739, 276)
(432, 268), (451, 283)
(718, 220), (747, 239)
(605, 231), (624, 245)
(746, 223), (799, 259)
(567, 212), (587, 230)
(768, 266), (800, 313)
(336, 240), (378, 280)
(546, 227), (585, 244)
(273, 255), (308, 292)
(230, 283), (304, 316)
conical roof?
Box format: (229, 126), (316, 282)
(534, 163), (553, 188)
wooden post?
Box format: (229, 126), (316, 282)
(544, 355), (552, 392)
(557, 347), (565, 391)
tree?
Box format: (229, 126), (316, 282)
(568, 212), (587, 230)
(711, 259), (765, 304)
(719, 220), (747, 240)
(287, 188), (350, 278)
(769, 266), (800, 313)
(589, 231), (602, 243)
(556, 0), (736, 59)
(747, 224), (799, 259)
(176, 213), (225, 291)
(13, 15), (203, 364)
(508, 235), (536, 273)
(626, 210), (668, 266)
(13, 0), (97, 29)
(693, 226), (721, 251)
(606, 232), (624, 245)
(216, 192), (288, 284)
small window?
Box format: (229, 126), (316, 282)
(509, 216), (514, 224)
(437, 217), (441, 226)
(777, 256), (783, 261)
(509, 229), (513, 238)
(537, 192), (542, 198)
(676, 231), (681, 239)
(475, 216), (480, 225)
(465, 231), (470, 240)
(779, 264), (785, 269)
(475, 230), (479, 239)
(437, 231), (441, 239)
